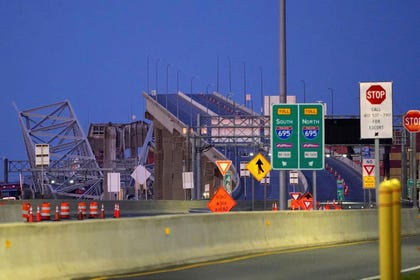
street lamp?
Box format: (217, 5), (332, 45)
(328, 88), (334, 158)
(147, 55), (150, 94)
(259, 66), (263, 115)
(177, 70), (181, 93)
(300, 80), (306, 103)
(216, 55), (220, 93)
(155, 58), (160, 95)
(328, 88), (334, 117)
(190, 75), (197, 94)
(228, 57), (232, 95)
(206, 83), (214, 94)
(166, 64), (171, 94)
(190, 76), (198, 126)
(176, 70), (181, 119)
(166, 64), (171, 109)
(243, 62), (247, 106)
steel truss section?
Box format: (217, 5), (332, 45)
(200, 115), (270, 148)
(14, 100), (103, 199)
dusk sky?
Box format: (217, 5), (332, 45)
(1, 0), (419, 180)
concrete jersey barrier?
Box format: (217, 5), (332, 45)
(0, 203), (22, 223)
(0, 209), (419, 279)
(0, 200), (213, 223)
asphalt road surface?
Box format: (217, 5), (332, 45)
(91, 235), (420, 280)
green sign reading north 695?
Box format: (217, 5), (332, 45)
(271, 103), (324, 170)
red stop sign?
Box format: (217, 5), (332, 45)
(403, 110), (420, 133)
(366, 85), (386, 105)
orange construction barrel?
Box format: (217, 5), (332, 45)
(89, 201), (98, 218)
(60, 202), (70, 219)
(40, 202), (51, 221)
(21, 202), (30, 222)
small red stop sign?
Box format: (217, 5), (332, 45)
(403, 110), (420, 133)
(366, 85), (386, 105)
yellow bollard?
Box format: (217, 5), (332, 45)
(390, 178), (401, 280)
(379, 180), (393, 280)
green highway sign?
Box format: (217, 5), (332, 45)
(271, 103), (324, 170)
(224, 171), (232, 194)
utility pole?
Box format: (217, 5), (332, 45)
(279, 0), (287, 210)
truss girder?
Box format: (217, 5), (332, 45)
(200, 115), (271, 147)
(14, 100), (103, 199)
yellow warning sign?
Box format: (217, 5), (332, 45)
(363, 176), (376, 189)
(246, 153), (271, 181)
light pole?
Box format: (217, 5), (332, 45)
(190, 76), (198, 126)
(166, 64), (171, 109)
(176, 70), (181, 118)
(206, 83), (214, 94)
(243, 62), (247, 106)
(328, 88), (334, 117)
(155, 58), (160, 95)
(190, 75), (197, 95)
(177, 70), (181, 92)
(300, 80), (306, 103)
(259, 66), (263, 115)
(147, 55), (150, 94)
(166, 64), (171, 94)
(228, 57), (232, 96)
(216, 55), (220, 93)
(328, 87), (334, 160)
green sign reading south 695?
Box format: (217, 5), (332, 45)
(271, 103), (324, 170)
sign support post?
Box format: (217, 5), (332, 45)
(313, 170), (317, 209)
(251, 178), (255, 211)
(246, 153), (272, 211)
(410, 133), (417, 208)
(240, 161), (250, 200)
(403, 110), (419, 208)
(264, 179), (267, 210)
(375, 138), (380, 203)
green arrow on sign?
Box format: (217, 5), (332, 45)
(224, 171), (232, 194)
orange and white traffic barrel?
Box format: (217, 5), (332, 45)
(60, 202), (70, 219)
(89, 201), (98, 218)
(21, 202), (30, 222)
(40, 202), (51, 221)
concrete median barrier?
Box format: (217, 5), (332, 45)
(0, 203), (22, 223)
(0, 209), (419, 279)
(1, 200), (212, 222)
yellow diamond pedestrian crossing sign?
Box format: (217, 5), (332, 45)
(246, 153), (271, 181)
